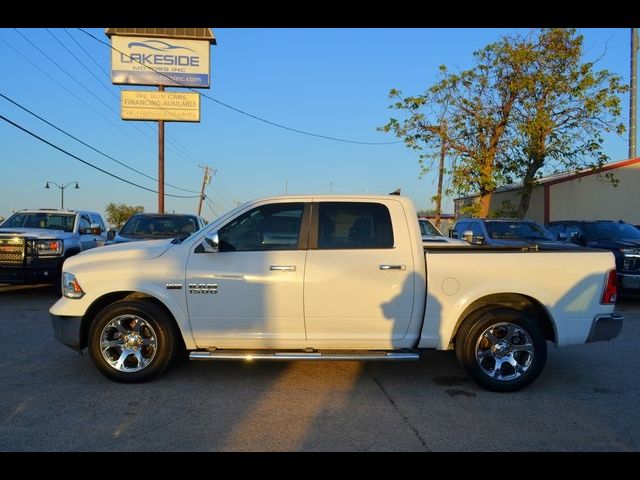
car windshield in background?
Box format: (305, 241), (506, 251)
(419, 219), (441, 236)
(1, 213), (75, 232)
(485, 221), (554, 240)
(582, 223), (640, 241)
(120, 216), (199, 238)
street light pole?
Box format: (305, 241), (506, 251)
(45, 181), (79, 210)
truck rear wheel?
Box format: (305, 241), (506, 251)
(88, 299), (177, 383)
(455, 307), (547, 392)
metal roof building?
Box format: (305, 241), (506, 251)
(454, 157), (640, 224)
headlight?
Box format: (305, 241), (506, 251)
(62, 272), (84, 299)
(36, 239), (63, 256)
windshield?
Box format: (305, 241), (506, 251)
(485, 221), (554, 240)
(1, 212), (75, 233)
(419, 219), (442, 237)
(582, 223), (640, 241)
(120, 216), (200, 238)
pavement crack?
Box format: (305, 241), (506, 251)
(368, 368), (431, 451)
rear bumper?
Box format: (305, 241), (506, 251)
(50, 314), (82, 352)
(586, 313), (624, 343)
(618, 272), (640, 291)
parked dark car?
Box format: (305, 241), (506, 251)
(108, 213), (207, 244)
(418, 218), (467, 245)
(547, 220), (640, 291)
(450, 218), (577, 249)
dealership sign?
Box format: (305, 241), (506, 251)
(111, 36), (210, 88)
(121, 91), (200, 122)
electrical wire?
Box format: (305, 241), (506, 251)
(78, 28), (402, 146)
(61, 28), (206, 166)
(203, 194), (222, 218)
(0, 114), (200, 199)
(0, 92), (201, 194)
(13, 29), (210, 167)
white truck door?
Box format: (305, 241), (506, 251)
(304, 200), (416, 348)
(186, 202), (309, 347)
(77, 214), (97, 251)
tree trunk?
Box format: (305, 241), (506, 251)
(517, 186), (533, 218)
(478, 193), (492, 218)
(434, 122), (447, 228)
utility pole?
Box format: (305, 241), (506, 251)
(630, 28), (638, 159)
(158, 85), (165, 213)
(197, 165), (212, 216)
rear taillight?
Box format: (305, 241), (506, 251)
(601, 269), (617, 304)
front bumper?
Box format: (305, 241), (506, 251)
(50, 314), (82, 352)
(586, 313), (624, 343)
(0, 257), (63, 284)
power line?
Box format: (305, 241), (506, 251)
(30, 29), (235, 206)
(0, 114), (200, 199)
(62, 27), (206, 166)
(78, 28), (402, 146)
(12, 28), (208, 167)
(0, 92), (200, 194)
(46, 28), (120, 102)
(0, 34), (156, 152)
(63, 28), (111, 77)
(203, 194), (222, 218)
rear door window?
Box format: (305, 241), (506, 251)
(316, 202), (393, 249)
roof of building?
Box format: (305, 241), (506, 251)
(455, 157), (640, 201)
(105, 28), (216, 45)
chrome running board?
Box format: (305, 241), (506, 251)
(189, 350), (419, 361)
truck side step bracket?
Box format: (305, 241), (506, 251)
(189, 350), (420, 361)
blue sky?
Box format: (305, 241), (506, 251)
(0, 28), (632, 223)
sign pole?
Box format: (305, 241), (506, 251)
(158, 85), (165, 213)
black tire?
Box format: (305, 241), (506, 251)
(88, 299), (177, 383)
(455, 307), (547, 392)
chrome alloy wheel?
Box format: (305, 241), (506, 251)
(474, 322), (534, 381)
(99, 315), (158, 373)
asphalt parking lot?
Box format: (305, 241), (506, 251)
(0, 284), (638, 452)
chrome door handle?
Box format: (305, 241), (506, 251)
(270, 265), (296, 271)
(380, 264), (405, 270)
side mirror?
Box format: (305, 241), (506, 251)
(201, 231), (220, 253)
(473, 235), (485, 245)
(463, 230), (474, 243)
(107, 229), (117, 241)
(89, 223), (102, 236)
(557, 232), (567, 242)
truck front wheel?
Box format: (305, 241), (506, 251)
(88, 300), (177, 383)
(455, 307), (547, 392)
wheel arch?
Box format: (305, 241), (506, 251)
(79, 291), (187, 351)
(449, 293), (556, 348)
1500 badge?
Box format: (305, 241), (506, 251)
(188, 283), (218, 294)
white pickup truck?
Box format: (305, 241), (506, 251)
(50, 195), (623, 391)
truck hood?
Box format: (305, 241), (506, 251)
(0, 228), (68, 239)
(65, 239), (173, 268)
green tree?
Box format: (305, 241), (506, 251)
(502, 29), (627, 217)
(382, 29), (627, 219)
(105, 203), (144, 229)
(382, 35), (533, 218)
